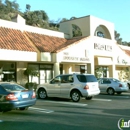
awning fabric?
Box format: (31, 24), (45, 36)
(97, 57), (113, 65)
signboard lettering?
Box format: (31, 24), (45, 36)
(94, 43), (112, 51)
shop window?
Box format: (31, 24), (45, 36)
(28, 64), (53, 84)
(95, 66), (108, 78)
(40, 64), (53, 69)
(75, 65), (86, 74)
(2, 62), (16, 82)
(80, 65), (86, 74)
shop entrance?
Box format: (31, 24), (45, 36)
(95, 66), (108, 78)
(40, 70), (52, 84)
(28, 64), (53, 84)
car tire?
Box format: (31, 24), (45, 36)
(117, 92), (122, 95)
(107, 88), (115, 95)
(19, 107), (28, 110)
(86, 96), (93, 100)
(71, 90), (80, 102)
(38, 88), (47, 99)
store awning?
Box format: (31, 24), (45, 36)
(97, 57), (113, 65)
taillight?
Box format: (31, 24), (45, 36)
(32, 92), (36, 98)
(6, 94), (18, 101)
(119, 84), (122, 87)
(84, 85), (89, 89)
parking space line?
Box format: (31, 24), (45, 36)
(92, 98), (112, 101)
(29, 107), (54, 113)
(41, 100), (87, 107)
(110, 96), (130, 98)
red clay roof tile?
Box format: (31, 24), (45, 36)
(0, 27), (36, 52)
(24, 31), (87, 52)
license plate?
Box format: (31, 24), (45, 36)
(22, 94), (28, 98)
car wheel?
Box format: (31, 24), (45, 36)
(117, 92), (122, 95)
(107, 88), (115, 95)
(38, 88), (47, 99)
(86, 96), (93, 100)
(71, 90), (80, 102)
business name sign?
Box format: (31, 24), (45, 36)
(94, 43), (112, 52)
(62, 52), (90, 62)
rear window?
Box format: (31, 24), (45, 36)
(76, 75), (97, 83)
(1, 83), (25, 92)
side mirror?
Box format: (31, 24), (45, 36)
(50, 81), (52, 84)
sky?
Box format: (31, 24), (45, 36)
(13, 0), (130, 42)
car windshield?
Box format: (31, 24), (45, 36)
(1, 83), (25, 92)
(76, 75), (97, 83)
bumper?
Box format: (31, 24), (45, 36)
(116, 87), (129, 92)
(82, 90), (100, 97)
(0, 98), (36, 110)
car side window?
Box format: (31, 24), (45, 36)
(101, 79), (111, 84)
(77, 75), (87, 82)
(51, 76), (61, 84)
(61, 75), (73, 83)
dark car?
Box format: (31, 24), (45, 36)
(0, 82), (36, 112)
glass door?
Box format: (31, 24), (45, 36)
(40, 70), (52, 84)
(40, 70), (46, 84)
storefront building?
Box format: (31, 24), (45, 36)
(0, 15), (130, 85)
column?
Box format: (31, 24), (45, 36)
(54, 62), (60, 77)
(128, 67), (130, 80)
(87, 62), (94, 74)
(109, 64), (116, 78)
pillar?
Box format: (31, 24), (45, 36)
(87, 62), (94, 74)
(54, 62), (60, 77)
(128, 67), (130, 80)
(109, 64), (115, 78)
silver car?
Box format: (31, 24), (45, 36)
(36, 73), (100, 102)
(98, 78), (129, 95)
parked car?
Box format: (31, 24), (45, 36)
(0, 82), (36, 112)
(98, 78), (129, 95)
(36, 73), (100, 102)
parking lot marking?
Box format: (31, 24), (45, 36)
(42, 100), (87, 106)
(29, 107), (54, 113)
(110, 96), (130, 98)
(92, 98), (112, 101)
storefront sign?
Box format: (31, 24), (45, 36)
(63, 56), (89, 62)
(117, 56), (128, 64)
(94, 43), (112, 52)
(62, 52), (90, 62)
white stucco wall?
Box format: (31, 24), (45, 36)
(0, 49), (37, 61)
(56, 37), (94, 63)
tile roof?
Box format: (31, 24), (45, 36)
(55, 36), (88, 52)
(24, 31), (87, 52)
(123, 49), (130, 56)
(0, 27), (36, 52)
(118, 45), (130, 56)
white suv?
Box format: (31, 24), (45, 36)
(36, 73), (100, 102)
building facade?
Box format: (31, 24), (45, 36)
(0, 15), (130, 86)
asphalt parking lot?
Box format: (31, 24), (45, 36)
(0, 92), (130, 130)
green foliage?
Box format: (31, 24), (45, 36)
(0, 0), (21, 20)
(72, 24), (82, 37)
(24, 67), (39, 77)
(95, 67), (103, 78)
(24, 67), (39, 82)
(115, 31), (122, 44)
(25, 82), (37, 91)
